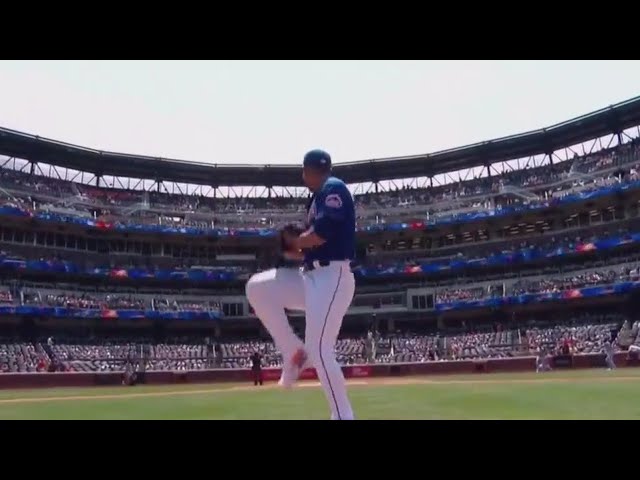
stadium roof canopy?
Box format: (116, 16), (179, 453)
(1, 96), (640, 187)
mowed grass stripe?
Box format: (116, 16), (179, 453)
(1, 376), (639, 419)
(0, 369), (636, 420)
(0, 371), (636, 404)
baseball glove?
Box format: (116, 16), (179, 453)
(279, 223), (305, 252)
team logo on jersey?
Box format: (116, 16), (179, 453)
(325, 193), (343, 209)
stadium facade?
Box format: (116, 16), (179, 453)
(0, 96), (640, 375)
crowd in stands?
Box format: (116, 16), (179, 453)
(2, 257), (639, 313)
(510, 269), (622, 295)
(431, 262), (638, 304)
(3, 142), (640, 374)
(153, 298), (221, 312)
(43, 293), (100, 309)
(445, 223), (637, 260)
(1, 139), (639, 228)
(356, 220), (640, 280)
(622, 321), (640, 351)
(375, 335), (441, 363)
(36, 292), (149, 310)
(525, 323), (617, 355)
(51, 342), (139, 362)
(151, 343), (207, 359)
(15, 290), (226, 313)
(447, 329), (518, 360)
(1, 310), (638, 373)
(0, 289), (13, 304)
(436, 287), (485, 304)
(47, 339), (210, 372)
(174, 300), (221, 312)
(2, 213), (640, 292)
(0, 340), (47, 373)
(0, 249), (252, 286)
(217, 341), (281, 368)
(436, 285), (503, 304)
(335, 338), (367, 365)
(572, 141), (640, 175)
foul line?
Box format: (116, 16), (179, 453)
(0, 384), (266, 405)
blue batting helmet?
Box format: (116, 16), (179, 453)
(303, 149), (332, 171)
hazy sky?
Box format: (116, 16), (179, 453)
(0, 60), (639, 166)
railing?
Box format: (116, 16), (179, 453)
(511, 151), (640, 198)
(499, 185), (540, 201)
(0, 148), (633, 221)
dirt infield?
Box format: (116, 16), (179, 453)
(0, 372), (637, 405)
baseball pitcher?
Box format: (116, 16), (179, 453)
(246, 149), (356, 420)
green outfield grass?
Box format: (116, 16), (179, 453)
(0, 368), (638, 420)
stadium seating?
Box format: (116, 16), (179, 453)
(446, 330), (518, 360)
(0, 289), (14, 305)
(0, 140), (638, 229)
(0, 310), (628, 373)
(1, 114), (640, 377)
(0, 340), (48, 373)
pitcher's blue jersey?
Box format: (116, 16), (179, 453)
(305, 176), (355, 263)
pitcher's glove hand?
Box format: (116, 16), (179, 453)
(279, 224), (305, 253)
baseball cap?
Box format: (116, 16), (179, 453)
(303, 149), (332, 171)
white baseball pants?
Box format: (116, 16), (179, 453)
(246, 261), (356, 420)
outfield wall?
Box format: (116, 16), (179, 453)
(0, 352), (636, 389)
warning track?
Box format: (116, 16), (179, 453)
(0, 374), (636, 405)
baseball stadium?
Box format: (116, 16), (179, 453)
(1, 91), (640, 419)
